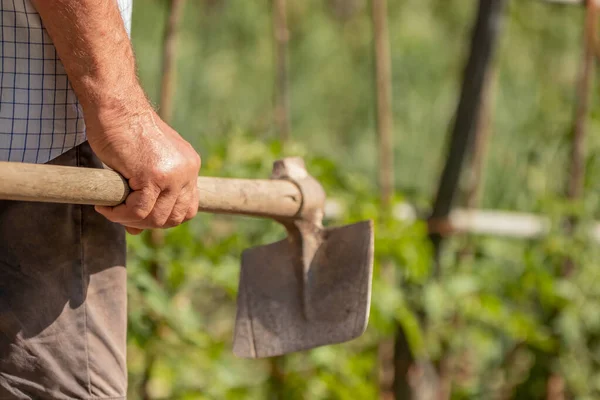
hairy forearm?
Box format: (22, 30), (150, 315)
(30, 0), (148, 127)
(29, 1), (201, 234)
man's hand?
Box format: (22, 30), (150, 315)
(30, 0), (201, 234)
(89, 108), (200, 235)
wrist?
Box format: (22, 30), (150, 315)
(81, 82), (154, 135)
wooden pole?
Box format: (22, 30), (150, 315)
(144, 2), (186, 395)
(562, 0), (596, 278)
(268, 356), (286, 400)
(428, 0), (508, 272)
(370, 1), (399, 398)
(456, 66), (497, 265)
(272, 1), (292, 384)
(441, 68), (497, 400)
(372, 0), (395, 207)
(567, 0), (596, 202)
(159, 0), (186, 123)
(464, 68), (496, 210)
(0, 162), (304, 219)
(273, 0), (291, 142)
(547, 2), (597, 398)
(423, 1), (507, 399)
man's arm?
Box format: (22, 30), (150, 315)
(30, 0), (201, 235)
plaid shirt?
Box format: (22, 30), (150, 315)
(0, 0), (132, 163)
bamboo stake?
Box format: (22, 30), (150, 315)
(455, 65), (497, 271)
(159, 0), (186, 123)
(142, 1), (186, 396)
(464, 69), (496, 210)
(562, 0), (596, 277)
(370, 1), (401, 398)
(372, 0), (395, 207)
(547, 2), (597, 398)
(270, 0), (291, 394)
(273, 0), (291, 142)
(567, 0), (596, 202)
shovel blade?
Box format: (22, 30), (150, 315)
(233, 220), (374, 358)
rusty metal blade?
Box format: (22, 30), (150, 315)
(233, 220), (374, 358)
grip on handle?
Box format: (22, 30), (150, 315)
(0, 162), (303, 220)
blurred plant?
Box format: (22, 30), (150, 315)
(126, 0), (600, 398)
(125, 132), (600, 400)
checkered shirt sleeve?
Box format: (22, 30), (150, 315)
(0, 0), (133, 163)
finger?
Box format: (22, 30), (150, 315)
(164, 186), (194, 228)
(102, 190), (179, 231)
(143, 189), (179, 228)
(125, 227), (144, 235)
(185, 184), (199, 221)
(95, 185), (159, 224)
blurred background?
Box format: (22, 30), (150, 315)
(126, 0), (600, 398)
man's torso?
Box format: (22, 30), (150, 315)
(0, 0), (132, 164)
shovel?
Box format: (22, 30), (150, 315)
(0, 157), (374, 358)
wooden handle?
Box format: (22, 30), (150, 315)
(0, 162), (302, 219)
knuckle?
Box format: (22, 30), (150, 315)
(182, 144), (201, 169)
(168, 209), (188, 227)
(146, 211), (169, 228)
(186, 207), (198, 220)
(192, 152), (201, 169)
(128, 190), (155, 220)
(167, 217), (186, 228)
(131, 207), (150, 220)
(150, 167), (170, 187)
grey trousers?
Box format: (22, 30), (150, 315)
(0, 143), (127, 399)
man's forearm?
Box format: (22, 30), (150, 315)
(29, 1), (201, 234)
(30, 0), (148, 127)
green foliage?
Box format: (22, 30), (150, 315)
(126, 0), (600, 398)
